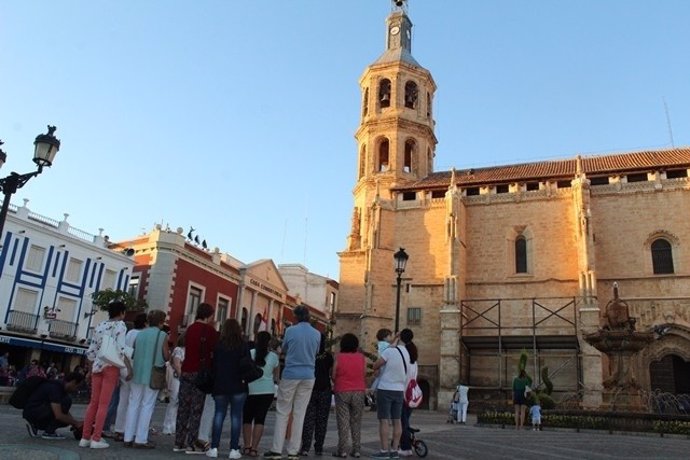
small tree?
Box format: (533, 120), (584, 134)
(91, 289), (147, 311)
(519, 349), (556, 409)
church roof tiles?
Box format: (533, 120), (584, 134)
(394, 147), (690, 191)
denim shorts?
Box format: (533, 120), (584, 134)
(376, 389), (403, 420)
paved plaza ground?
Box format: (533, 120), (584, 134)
(0, 403), (688, 459)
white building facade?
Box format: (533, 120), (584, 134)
(0, 200), (134, 373)
(278, 263), (338, 320)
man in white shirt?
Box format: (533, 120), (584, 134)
(371, 337), (410, 459)
(456, 383), (469, 424)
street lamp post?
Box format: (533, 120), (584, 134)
(393, 247), (409, 334)
(0, 126), (60, 242)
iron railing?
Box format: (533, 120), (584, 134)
(48, 319), (77, 340)
(6, 310), (39, 333)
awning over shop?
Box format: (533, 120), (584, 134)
(0, 333), (88, 355)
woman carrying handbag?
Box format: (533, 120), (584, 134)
(80, 301), (132, 449)
(123, 309), (170, 449)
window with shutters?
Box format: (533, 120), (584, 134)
(14, 288), (39, 313)
(102, 269), (117, 290)
(26, 245), (46, 272)
(187, 285), (203, 318)
(57, 296), (78, 321)
(65, 258), (83, 283)
(217, 297), (230, 325)
(127, 277), (140, 298)
(407, 307), (421, 325)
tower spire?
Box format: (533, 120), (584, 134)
(376, 0), (418, 66)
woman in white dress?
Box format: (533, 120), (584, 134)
(163, 334), (186, 435)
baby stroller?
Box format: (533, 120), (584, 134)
(447, 390), (459, 423)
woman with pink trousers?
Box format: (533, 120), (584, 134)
(80, 301), (132, 449)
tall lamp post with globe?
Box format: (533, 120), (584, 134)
(0, 126), (61, 242)
(393, 247), (409, 334)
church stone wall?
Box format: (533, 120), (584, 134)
(464, 196), (578, 286)
(592, 188), (689, 280)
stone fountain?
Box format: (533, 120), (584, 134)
(584, 283), (655, 411)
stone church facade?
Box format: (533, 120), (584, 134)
(336, 2), (690, 410)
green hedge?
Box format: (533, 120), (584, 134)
(477, 411), (690, 436)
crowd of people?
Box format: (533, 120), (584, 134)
(0, 352), (69, 388)
(17, 300), (426, 459)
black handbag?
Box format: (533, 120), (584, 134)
(239, 352), (263, 384)
(194, 334), (214, 394)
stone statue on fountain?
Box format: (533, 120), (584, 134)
(585, 283), (655, 410)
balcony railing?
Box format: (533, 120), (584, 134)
(6, 310), (39, 333)
(48, 319), (77, 340)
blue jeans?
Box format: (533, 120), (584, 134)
(104, 381), (120, 431)
(211, 392), (248, 450)
(399, 404), (413, 450)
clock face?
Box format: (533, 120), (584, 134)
(390, 26), (400, 36)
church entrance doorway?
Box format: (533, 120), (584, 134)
(649, 354), (690, 394)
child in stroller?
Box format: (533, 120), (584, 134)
(447, 389), (459, 423)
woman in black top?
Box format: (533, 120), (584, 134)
(209, 319), (251, 459)
(299, 334), (334, 456)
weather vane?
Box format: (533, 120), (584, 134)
(392, 0), (408, 11)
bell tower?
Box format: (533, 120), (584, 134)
(339, 0), (437, 338)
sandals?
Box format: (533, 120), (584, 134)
(242, 447), (258, 457)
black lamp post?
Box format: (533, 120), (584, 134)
(393, 247), (409, 333)
(0, 126), (61, 243)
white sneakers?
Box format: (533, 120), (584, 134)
(78, 438), (91, 448)
(204, 447), (241, 458)
(90, 439), (110, 449)
(398, 449), (414, 457)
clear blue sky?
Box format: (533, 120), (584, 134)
(2, 1), (689, 279)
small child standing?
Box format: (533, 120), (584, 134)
(377, 328), (393, 357)
(370, 328), (393, 391)
(529, 400), (542, 431)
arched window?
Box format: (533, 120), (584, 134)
(362, 88), (369, 117)
(652, 238), (674, 274)
(426, 91), (432, 118)
(515, 236), (527, 273)
(378, 139), (389, 172)
(240, 307), (248, 332)
(253, 313), (262, 335)
(358, 145), (366, 179)
(404, 139), (416, 173)
(405, 81), (418, 109)
(379, 79), (391, 108)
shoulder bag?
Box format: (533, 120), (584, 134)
(239, 345), (263, 384)
(149, 330), (167, 390)
(96, 324), (126, 369)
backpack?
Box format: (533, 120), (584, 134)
(9, 376), (46, 409)
(405, 377), (423, 408)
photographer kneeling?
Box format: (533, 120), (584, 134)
(24, 371), (85, 439)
